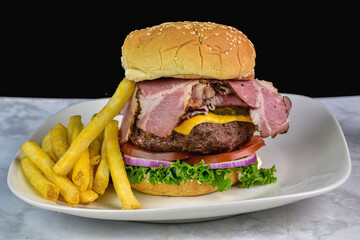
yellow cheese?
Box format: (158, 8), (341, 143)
(173, 112), (252, 135)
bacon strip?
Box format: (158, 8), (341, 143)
(119, 87), (139, 143)
(206, 94), (248, 109)
(227, 79), (291, 138)
(136, 79), (199, 137)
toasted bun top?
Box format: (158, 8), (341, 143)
(121, 21), (256, 82)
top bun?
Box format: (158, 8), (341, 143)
(121, 21), (256, 82)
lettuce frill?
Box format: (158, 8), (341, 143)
(126, 160), (277, 192)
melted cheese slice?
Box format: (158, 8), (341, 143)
(173, 112), (252, 135)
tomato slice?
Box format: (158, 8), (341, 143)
(121, 136), (265, 164)
(182, 136), (265, 166)
(121, 143), (193, 161)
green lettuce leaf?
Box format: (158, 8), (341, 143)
(238, 161), (277, 188)
(210, 168), (233, 192)
(125, 160), (277, 192)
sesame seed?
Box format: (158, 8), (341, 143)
(226, 32), (233, 38)
(174, 56), (178, 60)
(225, 51), (229, 56)
(214, 33), (219, 36)
(209, 46), (212, 51)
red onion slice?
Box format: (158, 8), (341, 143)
(208, 153), (257, 169)
(123, 155), (174, 168)
(123, 153), (257, 169)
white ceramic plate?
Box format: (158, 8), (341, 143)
(7, 94), (351, 223)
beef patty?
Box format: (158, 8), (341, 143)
(129, 121), (255, 155)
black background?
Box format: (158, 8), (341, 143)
(3, 4), (358, 98)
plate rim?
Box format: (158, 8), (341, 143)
(7, 94), (352, 221)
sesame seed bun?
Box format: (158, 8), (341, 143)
(131, 169), (239, 196)
(121, 21), (256, 82)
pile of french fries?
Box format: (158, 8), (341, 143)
(20, 79), (141, 210)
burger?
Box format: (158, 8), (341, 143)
(119, 21), (291, 196)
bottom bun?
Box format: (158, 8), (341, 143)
(131, 169), (239, 196)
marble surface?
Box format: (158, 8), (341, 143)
(0, 95), (359, 240)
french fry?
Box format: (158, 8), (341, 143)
(105, 120), (141, 210)
(70, 127), (81, 144)
(67, 115), (84, 145)
(69, 120), (98, 200)
(87, 165), (95, 190)
(89, 131), (103, 165)
(50, 123), (69, 160)
(21, 141), (56, 183)
(41, 132), (57, 162)
(21, 141), (80, 205)
(65, 127), (81, 180)
(90, 155), (101, 166)
(79, 190), (98, 203)
(69, 122), (91, 192)
(21, 157), (59, 201)
(72, 147), (91, 192)
(93, 140), (109, 195)
(53, 78), (135, 176)
(53, 174), (80, 205)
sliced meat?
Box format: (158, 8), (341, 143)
(130, 122), (255, 155)
(283, 96), (292, 114)
(119, 87), (139, 144)
(188, 83), (215, 108)
(208, 80), (233, 95)
(205, 94), (248, 110)
(227, 79), (291, 138)
(181, 105), (209, 120)
(136, 79), (199, 138)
